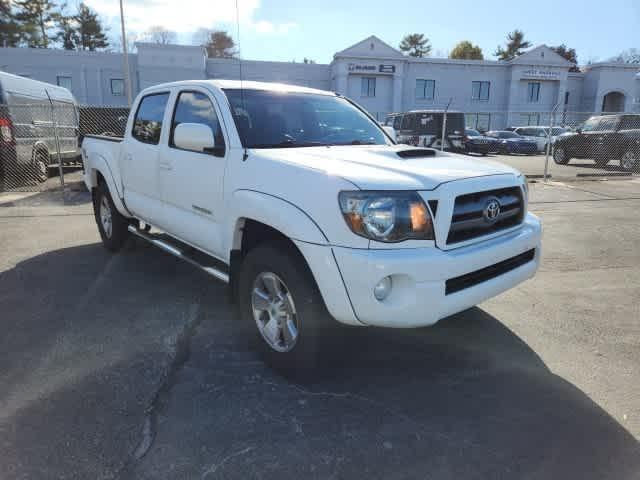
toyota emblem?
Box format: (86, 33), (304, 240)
(483, 198), (501, 223)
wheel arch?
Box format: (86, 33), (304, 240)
(86, 156), (131, 218)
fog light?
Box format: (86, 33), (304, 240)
(373, 276), (392, 301)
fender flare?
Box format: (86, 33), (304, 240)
(228, 189), (328, 249)
(86, 154), (131, 218)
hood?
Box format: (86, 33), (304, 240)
(252, 145), (519, 190)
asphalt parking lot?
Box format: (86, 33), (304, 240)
(461, 151), (639, 180)
(1, 179), (639, 479)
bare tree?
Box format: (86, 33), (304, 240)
(145, 25), (175, 44)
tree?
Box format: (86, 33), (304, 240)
(494, 29), (531, 60)
(14, 0), (58, 48)
(54, 3), (78, 50)
(399, 33), (431, 57)
(303, 57), (316, 64)
(145, 25), (175, 45)
(550, 44), (580, 72)
(449, 41), (483, 60)
(610, 48), (640, 64)
(75, 3), (108, 51)
(197, 29), (237, 58)
(0, 0), (22, 47)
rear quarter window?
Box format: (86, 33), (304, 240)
(132, 92), (170, 144)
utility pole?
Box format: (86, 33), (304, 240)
(119, 0), (133, 107)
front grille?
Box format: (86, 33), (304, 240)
(447, 187), (524, 244)
(445, 249), (535, 295)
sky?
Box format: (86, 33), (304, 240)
(90, 0), (640, 64)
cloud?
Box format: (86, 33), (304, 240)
(252, 20), (298, 34)
(87, 0), (295, 37)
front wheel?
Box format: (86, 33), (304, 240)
(93, 182), (129, 251)
(237, 244), (334, 375)
(33, 149), (50, 183)
(620, 150), (637, 172)
(553, 146), (570, 165)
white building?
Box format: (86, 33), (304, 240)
(1, 35), (638, 130)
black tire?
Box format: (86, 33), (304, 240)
(237, 243), (336, 376)
(553, 146), (570, 165)
(93, 182), (129, 252)
(620, 150), (637, 172)
(33, 149), (49, 183)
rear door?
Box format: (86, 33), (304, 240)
(582, 116), (618, 159)
(157, 88), (229, 258)
(121, 91), (170, 225)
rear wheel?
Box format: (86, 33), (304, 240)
(237, 244), (335, 376)
(620, 150), (637, 172)
(553, 146), (570, 165)
(93, 182), (129, 251)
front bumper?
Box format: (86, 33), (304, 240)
(330, 213), (541, 328)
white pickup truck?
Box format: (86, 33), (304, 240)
(82, 80), (541, 372)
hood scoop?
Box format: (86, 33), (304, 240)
(396, 148), (436, 159)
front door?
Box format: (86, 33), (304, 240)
(121, 91), (170, 225)
(158, 89), (229, 259)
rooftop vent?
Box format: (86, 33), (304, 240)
(396, 148), (436, 159)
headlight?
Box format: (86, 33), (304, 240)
(338, 191), (434, 242)
(518, 174), (529, 201)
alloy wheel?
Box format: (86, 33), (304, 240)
(99, 196), (113, 238)
(251, 272), (299, 352)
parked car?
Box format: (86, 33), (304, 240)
(553, 114), (640, 171)
(386, 110), (466, 151)
(82, 80), (541, 372)
(0, 71), (80, 185)
(463, 128), (500, 155)
(486, 131), (539, 155)
(512, 126), (570, 153)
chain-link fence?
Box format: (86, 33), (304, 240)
(0, 104), (129, 194)
(2, 103), (638, 195)
(384, 110), (640, 179)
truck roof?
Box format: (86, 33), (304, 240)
(142, 79), (336, 96)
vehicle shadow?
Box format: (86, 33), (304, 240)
(139, 278), (640, 479)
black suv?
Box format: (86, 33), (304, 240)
(553, 114), (640, 171)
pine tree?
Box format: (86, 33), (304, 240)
(0, 0), (21, 47)
(75, 3), (108, 51)
(55, 3), (78, 50)
(494, 30), (531, 61)
(14, 0), (58, 48)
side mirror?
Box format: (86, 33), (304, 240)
(173, 123), (215, 153)
(382, 125), (397, 142)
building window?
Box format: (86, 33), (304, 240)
(471, 81), (490, 101)
(56, 76), (72, 90)
(465, 113), (491, 132)
(415, 79), (435, 100)
(564, 91), (570, 105)
(361, 77), (376, 97)
(527, 82), (541, 102)
(111, 78), (125, 96)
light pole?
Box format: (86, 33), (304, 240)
(119, 0), (133, 107)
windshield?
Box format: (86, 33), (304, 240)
(223, 88), (388, 148)
(466, 129), (481, 136)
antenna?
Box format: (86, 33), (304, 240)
(235, 0), (249, 161)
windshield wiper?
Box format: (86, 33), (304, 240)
(251, 140), (327, 148)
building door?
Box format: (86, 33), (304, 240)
(602, 92), (625, 113)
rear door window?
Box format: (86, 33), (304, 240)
(132, 92), (170, 144)
(619, 116), (640, 130)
